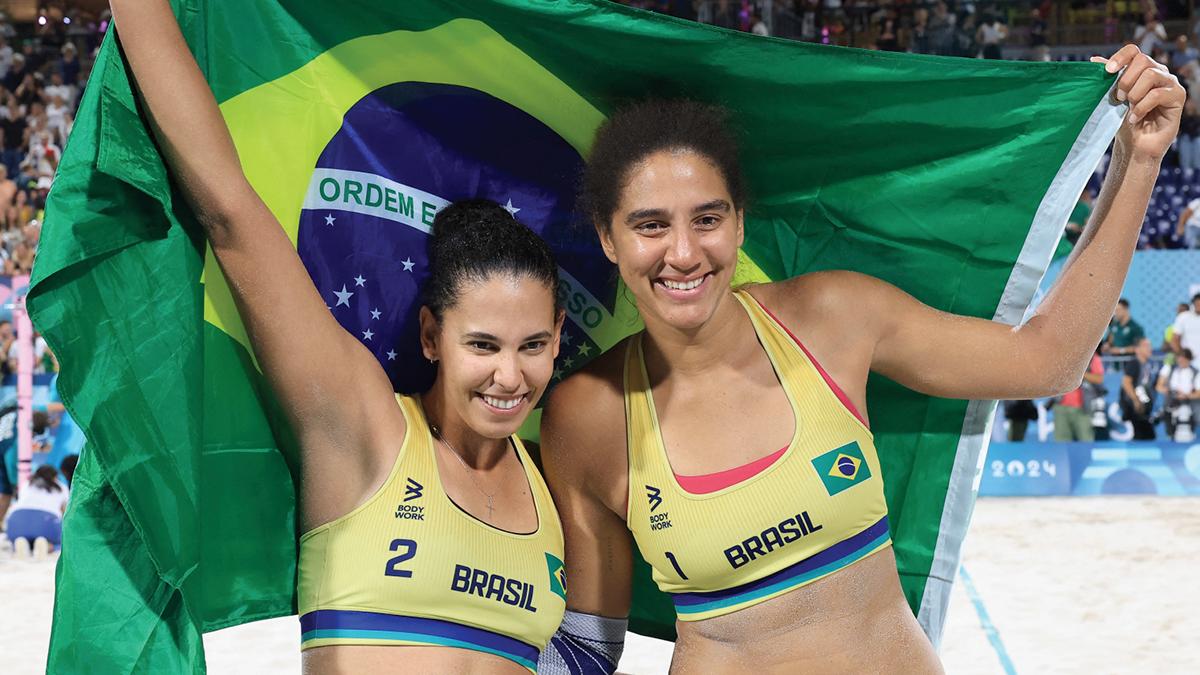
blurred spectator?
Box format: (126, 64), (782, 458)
(1120, 337), (1158, 440)
(1004, 399), (1038, 441)
(59, 43), (80, 88)
(1177, 183), (1200, 246)
(1177, 99), (1200, 173)
(2, 52), (25, 92)
(976, 14), (1007, 59)
(1163, 302), (1191, 365)
(712, 0), (739, 29)
(877, 9), (900, 52)
(1134, 11), (1167, 55)
(1064, 187), (1093, 246)
(1028, 8), (1047, 49)
(1171, 35), (1199, 71)
(1157, 348), (1198, 441)
(1103, 298), (1145, 356)
(928, 1), (957, 55)
(1054, 350), (1105, 441)
(0, 36), (11, 79)
(1172, 293), (1200, 357)
(910, 8), (931, 54)
(751, 10), (769, 36)
(0, 320), (12, 379)
(59, 454), (78, 487)
(4, 463), (68, 558)
(6, 330), (49, 375)
(0, 403), (14, 527)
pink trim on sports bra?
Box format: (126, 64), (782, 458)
(751, 297), (870, 429)
(674, 445), (788, 494)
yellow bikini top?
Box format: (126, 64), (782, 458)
(298, 394), (566, 672)
(623, 289), (891, 621)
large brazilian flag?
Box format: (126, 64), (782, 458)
(30, 0), (1124, 671)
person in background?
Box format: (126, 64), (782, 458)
(1163, 301), (1191, 365)
(1121, 337), (1158, 440)
(1171, 35), (1200, 71)
(3, 463), (68, 559)
(1062, 187), (1093, 250)
(1171, 293), (1200, 358)
(1003, 399), (1038, 441)
(59, 454), (78, 486)
(1177, 189), (1200, 247)
(750, 11), (769, 37)
(1054, 347), (1105, 441)
(1103, 298), (1145, 356)
(976, 13), (1007, 59)
(1157, 348), (1198, 440)
(1134, 11), (1167, 55)
(1176, 98), (1200, 172)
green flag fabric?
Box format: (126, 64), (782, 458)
(30, 1), (1123, 671)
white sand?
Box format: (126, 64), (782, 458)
(3, 497), (1198, 674)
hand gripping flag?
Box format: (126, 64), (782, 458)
(29, 1), (1122, 671)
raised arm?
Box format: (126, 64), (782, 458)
(538, 365), (634, 674)
(111, 1), (403, 524)
(800, 47), (1181, 402)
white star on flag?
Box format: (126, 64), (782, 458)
(577, 343), (592, 357)
(362, 329), (374, 341)
(552, 368), (563, 380)
(370, 308), (382, 320)
(561, 332), (572, 345)
(503, 199), (521, 216)
(333, 285), (354, 307)
(325, 214), (336, 226)
(386, 350), (398, 360)
(354, 274), (366, 287)
(401, 257), (415, 272)
(563, 357), (574, 369)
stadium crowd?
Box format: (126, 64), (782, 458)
(0, 7), (103, 276)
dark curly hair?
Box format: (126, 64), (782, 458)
(582, 99), (746, 232)
(423, 199), (560, 318)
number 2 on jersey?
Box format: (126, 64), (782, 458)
(385, 538), (417, 578)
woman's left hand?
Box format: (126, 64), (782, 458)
(1091, 45), (1185, 162)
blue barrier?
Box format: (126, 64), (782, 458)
(980, 442), (1200, 496)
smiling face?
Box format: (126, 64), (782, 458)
(420, 274), (562, 440)
(599, 149), (743, 334)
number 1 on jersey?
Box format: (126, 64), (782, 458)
(665, 551), (688, 580)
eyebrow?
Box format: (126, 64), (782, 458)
(694, 199), (732, 214)
(624, 200), (732, 225)
(463, 331), (553, 342)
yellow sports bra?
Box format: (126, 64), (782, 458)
(624, 290), (891, 621)
(298, 395), (566, 672)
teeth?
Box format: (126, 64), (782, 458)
(483, 395), (522, 410)
(661, 276), (704, 291)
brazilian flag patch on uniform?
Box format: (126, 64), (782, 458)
(546, 552), (567, 601)
(812, 441), (872, 496)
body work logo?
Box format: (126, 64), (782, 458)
(395, 477), (426, 520)
(645, 485), (663, 512)
(812, 441), (872, 496)
(295, 82), (615, 394)
(404, 477), (424, 501)
(546, 552), (567, 602)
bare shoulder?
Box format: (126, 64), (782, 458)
(747, 270), (891, 327)
(540, 336), (630, 507)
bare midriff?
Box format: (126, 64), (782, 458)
(302, 644), (531, 675)
(669, 549), (943, 674)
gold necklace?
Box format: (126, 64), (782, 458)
(430, 423), (498, 520)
